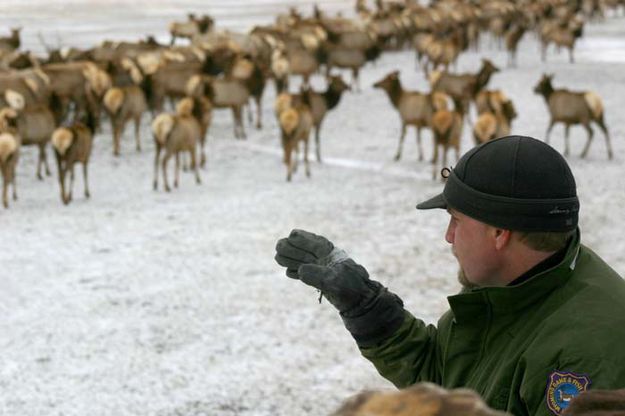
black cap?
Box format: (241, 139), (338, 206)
(417, 135), (579, 232)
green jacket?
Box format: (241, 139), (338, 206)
(360, 230), (625, 416)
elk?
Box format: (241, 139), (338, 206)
(431, 97), (465, 180)
(0, 108), (20, 208)
(373, 71), (449, 162)
(275, 89), (314, 182)
(50, 108), (96, 205)
(429, 58), (500, 121)
(0, 28), (21, 53)
(539, 17), (584, 63)
(169, 13), (214, 45)
(3, 89), (59, 180)
(186, 74), (249, 139)
(151, 97), (203, 192)
(473, 91), (517, 145)
(333, 382), (507, 416)
(505, 20), (528, 67)
(102, 84), (148, 156)
(533, 74), (612, 159)
(228, 53), (267, 130)
(288, 74), (350, 162)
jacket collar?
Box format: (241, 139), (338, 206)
(447, 228), (581, 322)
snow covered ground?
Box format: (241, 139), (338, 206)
(1, 2), (625, 415)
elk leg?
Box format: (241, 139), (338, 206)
(2, 172), (8, 208)
(352, 68), (360, 93)
(441, 146), (448, 182)
(191, 148), (201, 184)
(545, 120), (556, 144)
(314, 124), (322, 163)
(153, 144), (161, 190)
(255, 96), (263, 130)
(564, 124), (571, 156)
(247, 101), (253, 125)
(56, 157), (67, 203)
(36, 145), (44, 180)
(304, 138), (311, 178)
(416, 127), (423, 162)
(286, 143), (293, 182)
(162, 153), (171, 192)
(596, 117), (613, 160)
(580, 123), (594, 158)
(10, 166), (17, 201)
(42, 145), (51, 176)
(2, 175), (7, 208)
(67, 164), (75, 203)
(237, 106), (246, 139)
(394, 124), (407, 161)
(174, 152), (180, 188)
(432, 143), (439, 180)
(83, 162), (90, 199)
(134, 115), (142, 152)
(113, 123), (121, 156)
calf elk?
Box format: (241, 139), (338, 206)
(534, 74), (612, 159)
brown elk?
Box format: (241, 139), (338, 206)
(539, 17), (584, 63)
(534, 74), (612, 159)
(275, 90), (314, 181)
(0, 28), (21, 53)
(333, 382), (508, 416)
(431, 97), (465, 180)
(103, 85), (148, 156)
(169, 13), (214, 45)
(50, 108), (96, 205)
(0, 108), (20, 208)
(3, 89), (60, 180)
(151, 98), (203, 192)
(373, 71), (448, 162)
(429, 58), (500, 121)
(288, 75), (350, 162)
(473, 90), (517, 144)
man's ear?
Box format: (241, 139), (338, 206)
(493, 228), (512, 251)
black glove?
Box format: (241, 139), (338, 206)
(275, 229), (405, 346)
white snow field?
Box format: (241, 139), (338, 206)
(1, 1), (624, 415)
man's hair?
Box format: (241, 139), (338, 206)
(515, 230), (576, 252)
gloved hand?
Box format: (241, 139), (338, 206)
(275, 229), (405, 346)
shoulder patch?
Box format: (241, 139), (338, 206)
(546, 370), (591, 415)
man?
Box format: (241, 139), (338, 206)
(274, 135), (625, 416)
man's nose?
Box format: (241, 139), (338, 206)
(445, 221), (455, 244)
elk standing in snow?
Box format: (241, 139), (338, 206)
(373, 71), (449, 162)
(0, 108), (20, 208)
(151, 97), (203, 192)
(51, 108), (96, 204)
(534, 74), (612, 159)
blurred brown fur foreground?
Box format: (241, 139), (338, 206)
(333, 383), (625, 416)
(562, 389), (625, 416)
(332, 382), (508, 416)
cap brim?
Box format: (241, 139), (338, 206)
(416, 192), (447, 210)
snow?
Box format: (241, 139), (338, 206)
(1, 2), (625, 415)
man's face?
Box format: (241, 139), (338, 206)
(446, 209), (501, 287)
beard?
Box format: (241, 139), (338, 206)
(457, 267), (478, 289)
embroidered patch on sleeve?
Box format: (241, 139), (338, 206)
(546, 370), (591, 415)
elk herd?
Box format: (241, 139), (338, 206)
(0, 0), (621, 208)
